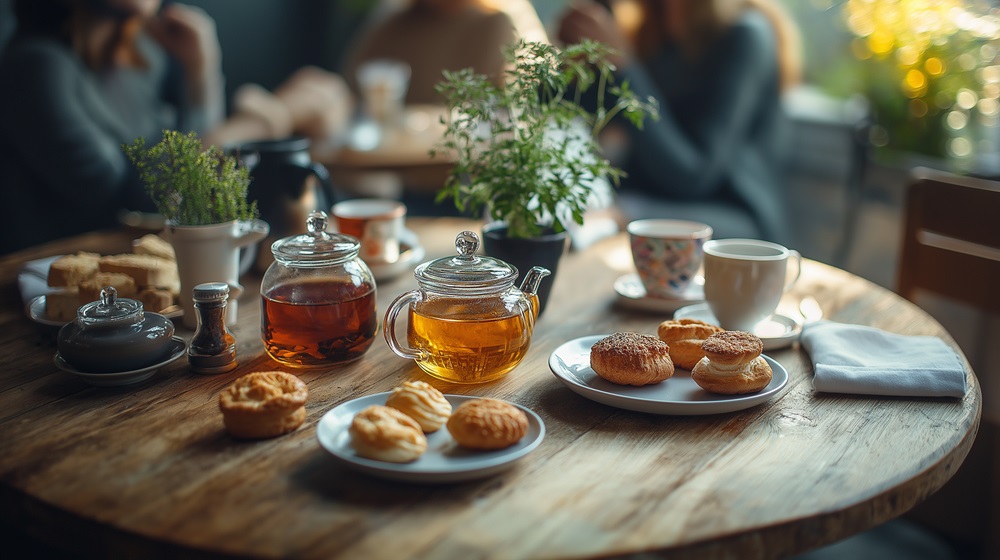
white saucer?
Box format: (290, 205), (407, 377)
(366, 229), (426, 282)
(317, 393), (545, 483)
(672, 303), (802, 351)
(27, 295), (66, 327)
(614, 273), (704, 313)
(54, 337), (187, 387)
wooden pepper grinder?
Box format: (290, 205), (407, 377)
(188, 282), (237, 374)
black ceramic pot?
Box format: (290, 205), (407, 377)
(481, 223), (568, 317)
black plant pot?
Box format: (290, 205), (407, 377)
(481, 223), (568, 317)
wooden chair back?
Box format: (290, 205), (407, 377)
(898, 167), (1000, 315)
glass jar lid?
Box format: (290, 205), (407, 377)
(77, 286), (143, 328)
(414, 231), (517, 293)
(271, 211), (360, 267)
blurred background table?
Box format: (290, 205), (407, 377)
(0, 217), (980, 559)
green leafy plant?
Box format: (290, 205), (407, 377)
(434, 39), (658, 239)
(124, 130), (258, 226)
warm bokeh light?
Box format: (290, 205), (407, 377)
(843, 0), (1000, 160)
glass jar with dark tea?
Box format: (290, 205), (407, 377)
(261, 211), (377, 367)
(383, 231), (550, 383)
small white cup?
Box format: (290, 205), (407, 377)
(703, 239), (802, 331)
(331, 198), (406, 265)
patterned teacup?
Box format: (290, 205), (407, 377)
(627, 220), (713, 299)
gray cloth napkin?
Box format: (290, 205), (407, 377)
(800, 320), (967, 398)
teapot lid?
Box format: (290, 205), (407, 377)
(414, 231), (517, 293)
(271, 211), (359, 267)
(76, 286), (143, 329)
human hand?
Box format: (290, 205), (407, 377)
(274, 66), (354, 140)
(146, 3), (221, 83)
(557, 1), (631, 67)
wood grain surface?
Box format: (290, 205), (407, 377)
(0, 218), (980, 559)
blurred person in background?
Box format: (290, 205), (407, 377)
(0, 0), (351, 254)
(342, 0), (519, 106)
(558, 0), (801, 242)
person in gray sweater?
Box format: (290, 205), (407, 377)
(558, 0), (801, 243)
(0, 0), (350, 254)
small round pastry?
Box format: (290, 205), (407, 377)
(656, 318), (725, 370)
(590, 332), (675, 386)
(691, 331), (772, 394)
(219, 371), (308, 439)
(349, 405), (428, 463)
(446, 398), (529, 450)
(385, 380), (452, 433)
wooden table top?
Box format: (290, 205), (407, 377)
(0, 217), (981, 559)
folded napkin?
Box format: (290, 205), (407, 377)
(800, 320), (967, 398)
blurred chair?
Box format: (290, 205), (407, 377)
(898, 166), (1000, 559)
(897, 167), (1000, 314)
(782, 86), (871, 265)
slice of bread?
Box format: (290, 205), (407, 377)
(78, 272), (138, 302)
(136, 287), (174, 313)
(132, 234), (175, 261)
(99, 254), (178, 289)
(48, 252), (100, 287)
(46, 288), (82, 321)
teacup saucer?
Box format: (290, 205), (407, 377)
(366, 229), (426, 282)
(54, 337), (186, 387)
(614, 273), (704, 313)
(672, 303), (802, 351)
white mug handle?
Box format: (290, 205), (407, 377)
(234, 219), (270, 276)
(784, 250), (802, 292)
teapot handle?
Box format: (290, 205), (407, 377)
(383, 290), (425, 361)
(307, 162), (338, 210)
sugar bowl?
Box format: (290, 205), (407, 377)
(383, 231), (550, 384)
(57, 286), (177, 372)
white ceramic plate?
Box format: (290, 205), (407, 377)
(54, 337), (187, 387)
(673, 303), (802, 351)
(26, 295), (66, 327)
(27, 295), (183, 328)
(317, 393), (545, 483)
(614, 273), (704, 313)
(548, 335), (788, 415)
(366, 229), (426, 283)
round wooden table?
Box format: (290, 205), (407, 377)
(0, 218), (980, 559)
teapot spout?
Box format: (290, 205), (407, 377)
(519, 266), (551, 298)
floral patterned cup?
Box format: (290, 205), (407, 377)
(627, 220), (713, 299)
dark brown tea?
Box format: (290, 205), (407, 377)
(262, 278), (377, 367)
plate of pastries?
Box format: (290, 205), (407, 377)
(548, 319), (788, 415)
(28, 234), (181, 326)
(317, 381), (545, 483)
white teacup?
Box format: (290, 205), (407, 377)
(331, 198), (406, 265)
(703, 239), (802, 331)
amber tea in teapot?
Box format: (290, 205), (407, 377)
(407, 297), (534, 383)
(384, 231), (549, 384)
(261, 211), (378, 368)
(262, 278), (377, 367)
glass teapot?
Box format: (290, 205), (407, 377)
(383, 231), (550, 384)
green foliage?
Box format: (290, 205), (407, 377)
(123, 130), (258, 226)
(434, 40), (658, 239)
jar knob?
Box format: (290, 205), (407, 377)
(100, 286), (118, 308)
(455, 230), (480, 259)
(306, 211), (329, 237)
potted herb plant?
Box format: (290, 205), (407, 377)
(435, 39), (657, 314)
(124, 130), (269, 328)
